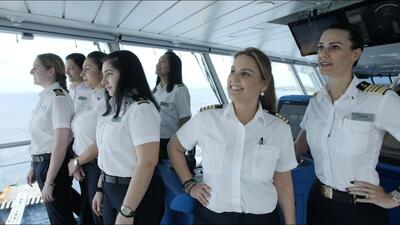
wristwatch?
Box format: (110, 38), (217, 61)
(120, 205), (135, 218)
(73, 158), (80, 167)
(391, 189), (400, 205)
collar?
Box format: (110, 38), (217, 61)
(39, 82), (60, 99)
(317, 75), (360, 102)
(222, 102), (267, 126)
(92, 88), (105, 101)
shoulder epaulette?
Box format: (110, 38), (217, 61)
(200, 104), (223, 112)
(356, 81), (390, 95)
(268, 111), (289, 124)
(53, 89), (65, 96)
(177, 84), (185, 88)
(137, 98), (149, 105)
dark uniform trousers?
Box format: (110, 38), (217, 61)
(102, 171), (165, 225)
(78, 162), (103, 225)
(32, 158), (77, 225)
(158, 138), (170, 161)
(194, 204), (280, 225)
(307, 180), (389, 224)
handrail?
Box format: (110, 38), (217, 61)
(0, 140), (30, 150)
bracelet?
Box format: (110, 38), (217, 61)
(187, 182), (196, 195)
(183, 178), (197, 194)
(183, 178), (195, 188)
(96, 187), (103, 193)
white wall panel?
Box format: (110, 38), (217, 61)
(119, 1), (177, 30)
(143, 1), (214, 34)
(94, 1), (140, 27)
(65, 1), (102, 23)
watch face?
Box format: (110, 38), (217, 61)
(121, 206), (133, 216)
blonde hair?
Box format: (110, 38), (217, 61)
(234, 47), (277, 112)
(37, 53), (68, 92)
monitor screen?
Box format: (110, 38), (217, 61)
(278, 103), (308, 139)
(288, 14), (340, 56)
(345, 0), (400, 47)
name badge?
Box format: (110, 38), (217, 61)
(351, 112), (374, 122)
(160, 101), (170, 107)
(78, 96), (87, 100)
(111, 117), (122, 122)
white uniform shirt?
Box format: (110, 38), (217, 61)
(71, 88), (106, 156)
(177, 102), (298, 214)
(96, 99), (160, 177)
(69, 82), (91, 113)
(29, 82), (74, 155)
(300, 76), (400, 191)
(153, 83), (191, 139)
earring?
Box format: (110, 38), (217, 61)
(260, 91), (265, 97)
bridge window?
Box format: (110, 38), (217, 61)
(209, 53), (234, 98)
(0, 31), (105, 189)
(272, 62), (303, 98)
(120, 44), (219, 115)
(293, 65), (321, 95)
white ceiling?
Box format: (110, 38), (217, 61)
(1, 0), (397, 75)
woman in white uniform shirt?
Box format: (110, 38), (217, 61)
(66, 53), (91, 113)
(295, 22), (400, 224)
(26, 53), (76, 224)
(168, 47), (297, 225)
(153, 51), (191, 160)
(92, 51), (164, 225)
(69, 51), (107, 225)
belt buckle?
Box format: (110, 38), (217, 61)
(321, 185), (333, 199)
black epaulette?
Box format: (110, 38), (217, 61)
(200, 104), (223, 112)
(53, 89), (65, 96)
(177, 84), (185, 88)
(137, 99), (149, 105)
(268, 111), (289, 124)
(356, 81), (390, 95)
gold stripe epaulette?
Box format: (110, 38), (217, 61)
(53, 89), (65, 96)
(268, 111), (289, 124)
(200, 104), (223, 112)
(356, 81), (390, 95)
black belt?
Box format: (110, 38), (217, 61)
(101, 171), (131, 185)
(32, 154), (51, 162)
(317, 179), (366, 204)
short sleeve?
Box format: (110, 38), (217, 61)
(375, 91), (400, 140)
(51, 95), (74, 129)
(176, 113), (201, 150)
(129, 103), (161, 146)
(276, 125), (298, 172)
(175, 85), (192, 119)
(299, 100), (312, 131)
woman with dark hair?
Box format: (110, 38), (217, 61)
(295, 22), (400, 224)
(91, 50), (165, 225)
(68, 51), (107, 225)
(153, 51), (191, 160)
(168, 47), (297, 225)
(66, 53), (91, 113)
(27, 53), (76, 224)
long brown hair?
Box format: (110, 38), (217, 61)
(37, 53), (68, 92)
(234, 47), (276, 112)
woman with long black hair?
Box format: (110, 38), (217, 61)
(92, 50), (165, 225)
